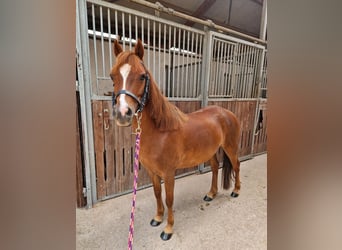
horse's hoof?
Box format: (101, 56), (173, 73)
(150, 219), (162, 227)
(160, 231), (172, 241)
(231, 192), (239, 198)
(203, 195), (213, 202)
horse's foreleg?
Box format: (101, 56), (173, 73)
(160, 174), (175, 241)
(203, 155), (219, 201)
(150, 174), (164, 227)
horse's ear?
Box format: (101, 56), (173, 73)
(114, 40), (123, 56)
(134, 39), (144, 60)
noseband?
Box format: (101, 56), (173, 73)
(112, 66), (150, 114)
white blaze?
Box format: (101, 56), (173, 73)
(119, 63), (131, 116)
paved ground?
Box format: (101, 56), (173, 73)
(76, 154), (267, 250)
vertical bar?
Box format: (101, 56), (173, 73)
(200, 28), (211, 107)
(181, 29), (186, 97)
(147, 19), (150, 70)
(218, 40), (225, 96)
(168, 25), (172, 98)
(172, 26), (176, 97)
(185, 31), (190, 98)
(241, 44), (247, 98)
(193, 33), (198, 98)
(177, 28), (181, 98)
(128, 14), (132, 50)
(91, 4), (99, 95)
(135, 16), (138, 40)
(197, 34), (203, 98)
(250, 47), (258, 98)
(232, 44), (239, 98)
(222, 42), (228, 96)
(163, 24), (166, 94)
(234, 44), (241, 98)
(190, 32), (195, 98)
(215, 40), (222, 97)
(122, 12), (125, 48)
(158, 22), (161, 86)
(153, 21), (156, 78)
(100, 6), (105, 78)
(108, 8), (112, 69)
(227, 43), (233, 96)
(77, 0), (97, 206)
(115, 10), (118, 39)
(141, 17), (144, 44)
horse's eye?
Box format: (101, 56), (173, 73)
(110, 74), (114, 81)
(140, 74), (146, 81)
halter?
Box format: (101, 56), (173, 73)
(112, 66), (150, 114)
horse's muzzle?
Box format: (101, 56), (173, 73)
(113, 106), (133, 126)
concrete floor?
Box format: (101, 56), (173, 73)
(76, 154), (267, 250)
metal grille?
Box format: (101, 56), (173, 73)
(86, 0), (205, 100)
(208, 35), (264, 99)
(259, 51), (267, 98)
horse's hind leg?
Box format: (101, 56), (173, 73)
(203, 154), (219, 201)
(223, 147), (241, 197)
(229, 153), (240, 197)
(149, 173), (164, 226)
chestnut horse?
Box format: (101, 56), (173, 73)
(110, 39), (241, 241)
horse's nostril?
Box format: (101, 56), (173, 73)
(127, 108), (133, 116)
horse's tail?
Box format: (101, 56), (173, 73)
(221, 151), (234, 190)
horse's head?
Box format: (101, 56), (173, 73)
(110, 39), (150, 126)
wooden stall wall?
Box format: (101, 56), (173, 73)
(253, 99), (267, 154)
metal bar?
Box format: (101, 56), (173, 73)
(91, 4), (99, 94)
(128, 0), (267, 45)
(147, 19), (150, 70)
(259, 0), (267, 40)
(172, 26), (176, 97)
(153, 21), (156, 77)
(108, 8), (112, 69)
(163, 23), (166, 94)
(168, 25), (172, 97)
(76, 0), (97, 207)
(190, 32), (195, 97)
(115, 10), (118, 39)
(141, 17), (144, 45)
(218, 40), (225, 96)
(181, 29), (186, 97)
(177, 28), (181, 97)
(122, 12), (125, 48)
(135, 16), (138, 40)
(193, 33), (198, 97)
(158, 22), (161, 86)
(197, 34), (203, 98)
(222, 41), (228, 96)
(100, 6), (105, 77)
(129, 14), (132, 50)
(200, 27), (211, 107)
(241, 44), (248, 98)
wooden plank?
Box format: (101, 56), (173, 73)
(92, 100), (106, 199)
(103, 101), (115, 195)
(253, 99), (267, 154)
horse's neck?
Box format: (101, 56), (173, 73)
(133, 79), (187, 132)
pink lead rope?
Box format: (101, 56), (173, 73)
(128, 114), (142, 250)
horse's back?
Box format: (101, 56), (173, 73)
(189, 105), (240, 142)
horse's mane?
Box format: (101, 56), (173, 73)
(146, 74), (188, 131)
